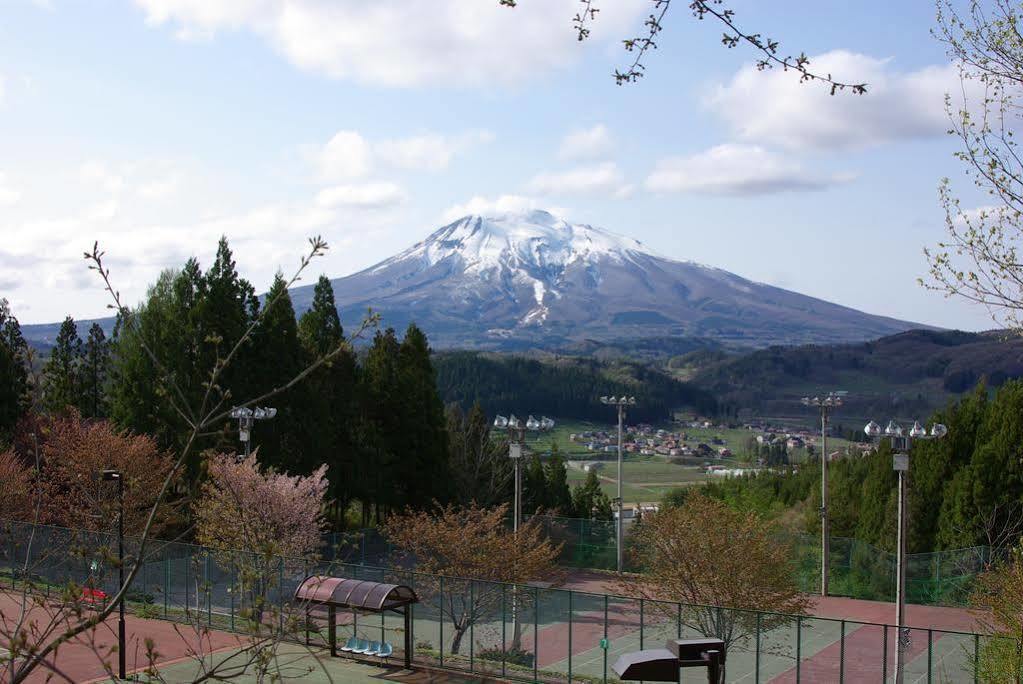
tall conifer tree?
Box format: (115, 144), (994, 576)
(41, 317), (81, 413)
(76, 323), (110, 419)
(0, 299), (30, 442)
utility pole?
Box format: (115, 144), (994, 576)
(864, 418), (947, 684)
(600, 395), (635, 573)
(801, 392), (844, 596)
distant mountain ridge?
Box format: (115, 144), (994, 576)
(292, 210), (926, 349)
(22, 210), (927, 351)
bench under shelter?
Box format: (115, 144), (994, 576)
(294, 575), (419, 669)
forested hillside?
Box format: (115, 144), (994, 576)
(434, 351), (717, 423)
(688, 329), (1023, 418)
(670, 380), (1023, 554)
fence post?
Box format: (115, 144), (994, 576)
(533, 585), (539, 683)
(501, 582), (507, 679)
(640, 598), (644, 650)
(927, 629), (933, 682)
(796, 615), (802, 684)
(568, 590), (573, 683)
(839, 620), (845, 683)
(206, 549), (212, 626)
(973, 634), (979, 684)
(603, 593), (609, 684)
(230, 557), (235, 632)
(164, 556), (169, 618)
(439, 575), (444, 669)
(469, 581), (475, 673)
(755, 612), (761, 683)
(279, 556), (284, 636)
(883, 624), (888, 681)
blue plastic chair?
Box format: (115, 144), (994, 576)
(353, 639), (372, 654)
(376, 642), (393, 660)
(339, 636), (358, 653)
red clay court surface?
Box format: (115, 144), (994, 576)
(2, 576), (988, 683)
(0, 590), (243, 683)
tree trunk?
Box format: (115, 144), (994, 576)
(450, 623), (469, 655)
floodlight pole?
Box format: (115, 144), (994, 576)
(231, 406), (277, 459)
(802, 393), (843, 597)
(600, 396), (636, 573)
(863, 419), (947, 684)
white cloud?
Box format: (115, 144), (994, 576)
(707, 51), (960, 150)
(645, 144), (852, 195)
(558, 124), (612, 161)
(311, 129), (492, 179)
(315, 130), (373, 181)
(79, 161), (125, 194)
(315, 182), (405, 209)
(441, 195), (568, 223)
(376, 130), (493, 172)
(133, 0), (647, 87)
(0, 173), (21, 206)
(526, 162), (628, 196)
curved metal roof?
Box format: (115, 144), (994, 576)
(294, 575), (418, 612)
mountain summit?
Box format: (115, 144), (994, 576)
(290, 210), (922, 349)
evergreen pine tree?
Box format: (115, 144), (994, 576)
(544, 445), (573, 515)
(395, 323), (450, 508)
(523, 455), (548, 515)
(572, 469), (613, 520)
(76, 323), (110, 419)
(249, 273), (304, 469)
(0, 299), (30, 442)
(358, 328), (403, 522)
(41, 316), (81, 413)
(298, 276), (358, 524)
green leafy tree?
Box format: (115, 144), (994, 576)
(76, 323), (110, 419)
(41, 316), (81, 413)
(0, 299), (30, 443)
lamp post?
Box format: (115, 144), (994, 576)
(101, 468), (125, 681)
(863, 418), (948, 684)
(801, 392), (845, 597)
(599, 395), (636, 573)
(230, 406), (277, 458)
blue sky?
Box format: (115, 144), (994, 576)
(0, 0), (997, 331)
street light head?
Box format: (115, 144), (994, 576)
(508, 415), (521, 429)
(253, 408), (266, 420)
(864, 420), (882, 438)
(230, 407), (252, 419)
(101, 469), (121, 481)
(600, 396), (609, 404)
(884, 420), (903, 437)
(494, 415), (508, 429)
(909, 421), (927, 439)
(930, 423), (948, 439)
(265, 407), (277, 419)
(801, 397), (812, 406)
(526, 415), (540, 431)
(541, 417), (555, 430)
(628, 396), (636, 405)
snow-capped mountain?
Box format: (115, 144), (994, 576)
(290, 210), (922, 349)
